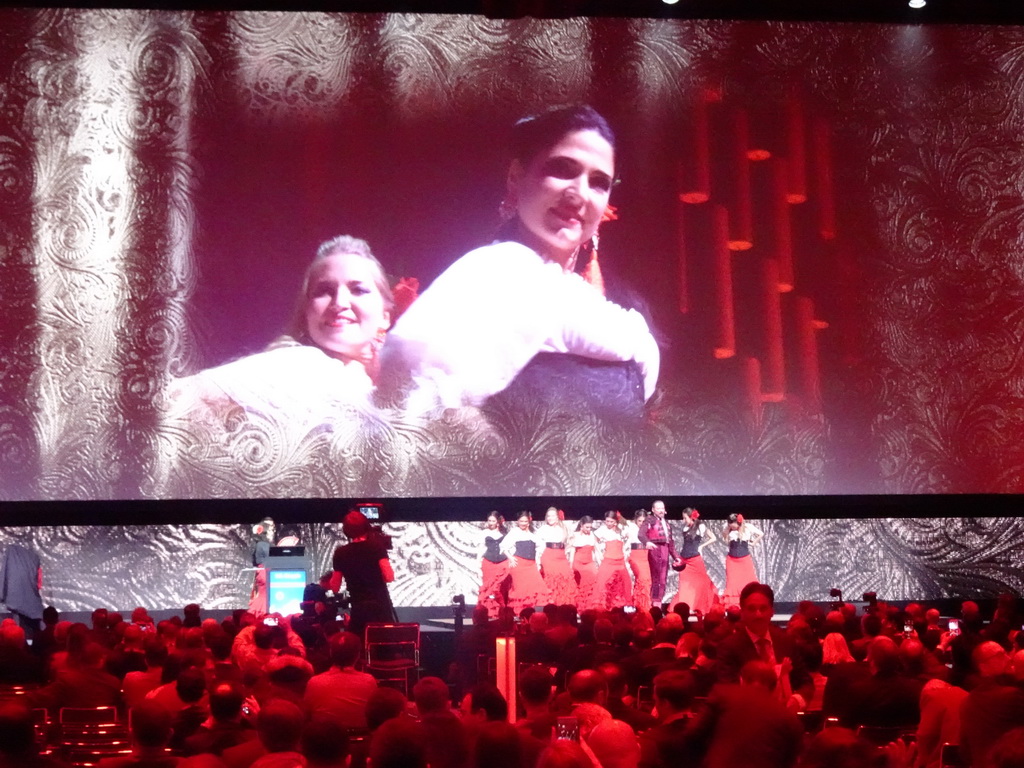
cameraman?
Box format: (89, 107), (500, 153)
(330, 511), (396, 636)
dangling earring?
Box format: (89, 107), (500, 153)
(498, 195), (517, 221)
(582, 231), (605, 296)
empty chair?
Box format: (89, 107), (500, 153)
(364, 623), (420, 695)
(58, 706), (131, 766)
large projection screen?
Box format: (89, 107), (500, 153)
(3, 11), (1024, 501)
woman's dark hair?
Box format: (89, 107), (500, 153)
(486, 511), (507, 534)
(632, 508), (647, 523)
(575, 515), (593, 531)
(510, 104), (615, 165)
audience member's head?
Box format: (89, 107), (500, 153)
(266, 655), (314, 696)
(573, 702), (612, 738)
(413, 676), (451, 716)
(329, 631), (362, 669)
(301, 715), (350, 768)
(867, 636), (900, 677)
(798, 727), (877, 768)
(898, 637), (926, 677)
(461, 684), (508, 723)
(130, 700), (175, 751)
(365, 686), (409, 731)
(739, 583), (775, 636)
(369, 717), (428, 768)
(567, 669), (607, 706)
(537, 739), (593, 768)
(587, 718), (640, 768)
(257, 700), (305, 753)
(974, 640), (1010, 678)
(529, 612), (550, 633)
(654, 614), (685, 646)
(596, 662), (631, 701)
(519, 665), (555, 708)
(0, 622), (26, 649)
(209, 683), (244, 723)
(471, 720), (522, 768)
(176, 666), (208, 705)
(822, 632), (854, 665)
(253, 624), (277, 651)
(652, 669), (696, 716)
(739, 660), (778, 692)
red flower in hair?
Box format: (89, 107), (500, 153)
(557, 509), (565, 521)
(691, 510), (700, 520)
(601, 205), (619, 223)
(736, 514), (745, 524)
(391, 277), (420, 321)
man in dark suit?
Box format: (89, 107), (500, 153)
(686, 660), (803, 768)
(715, 582), (792, 683)
(638, 669), (697, 768)
(638, 501), (678, 605)
(839, 635), (923, 729)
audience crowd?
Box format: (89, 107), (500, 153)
(1, 583), (1024, 768)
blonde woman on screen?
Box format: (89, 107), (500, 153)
(171, 236), (393, 425)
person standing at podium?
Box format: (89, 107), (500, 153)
(331, 510), (396, 636)
(248, 517), (276, 616)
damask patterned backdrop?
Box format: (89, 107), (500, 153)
(4, 11), (1024, 501)
(2, 516), (1021, 611)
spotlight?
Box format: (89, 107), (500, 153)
(662, 0), (680, 4)
(908, 0), (926, 7)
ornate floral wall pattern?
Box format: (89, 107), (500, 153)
(1, 517), (1019, 611)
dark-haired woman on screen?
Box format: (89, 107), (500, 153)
(379, 104), (659, 415)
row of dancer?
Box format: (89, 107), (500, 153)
(478, 505), (764, 618)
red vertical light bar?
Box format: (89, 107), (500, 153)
(769, 159), (795, 292)
(786, 94), (808, 204)
(727, 108), (754, 251)
(712, 205), (736, 359)
(678, 97), (711, 205)
(794, 296), (823, 411)
(759, 258), (785, 401)
(813, 117), (837, 240)
(677, 201), (689, 315)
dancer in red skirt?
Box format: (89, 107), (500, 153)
(669, 507), (718, 615)
(625, 509), (652, 613)
(722, 512), (763, 607)
(539, 507), (577, 607)
(478, 511), (510, 619)
(569, 516), (599, 612)
(501, 512), (552, 614)
(593, 511), (632, 610)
